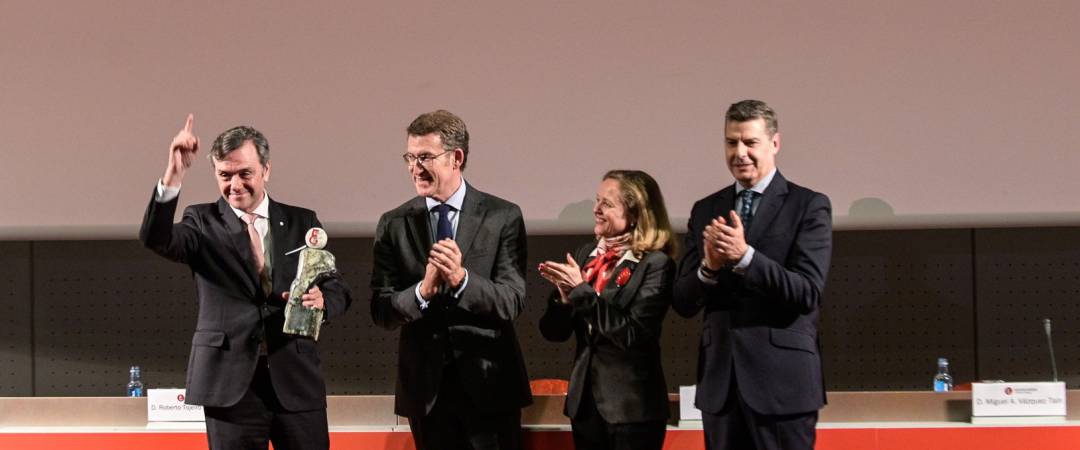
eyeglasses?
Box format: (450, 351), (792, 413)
(402, 150), (452, 167)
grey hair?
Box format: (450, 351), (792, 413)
(208, 125), (270, 167)
(725, 99), (778, 136)
(406, 110), (470, 171)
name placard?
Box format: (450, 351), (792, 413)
(679, 385), (702, 421)
(147, 388), (205, 422)
(971, 382), (1066, 417)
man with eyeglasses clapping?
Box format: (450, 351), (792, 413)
(370, 109), (532, 450)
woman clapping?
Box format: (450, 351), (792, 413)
(539, 170), (677, 450)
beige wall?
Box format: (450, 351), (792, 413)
(2, 1), (1078, 238)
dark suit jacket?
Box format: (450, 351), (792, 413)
(139, 189), (352, 411)
(370, 183), (532, 418)
(539, 242), (674, 424)
(672, 172), (832, 416)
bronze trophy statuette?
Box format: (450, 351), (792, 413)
(282, 227), (336, 340)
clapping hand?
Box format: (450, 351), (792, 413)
(430, 239), (466, 288)
(702, 211), (749, 268)
(419, 260), (443, 299)
(538, 253), (584, 304)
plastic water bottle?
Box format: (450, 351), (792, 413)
(127, 365), (144, 397)
(933, 357), (953, 392)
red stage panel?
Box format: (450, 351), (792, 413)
(817, 428), (880, 450)
(0, 433), (207, 450)
(4, 426), (1080, 450)
(875, 426), (1080, 450)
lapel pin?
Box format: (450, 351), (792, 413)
(279, 221), (284, 226)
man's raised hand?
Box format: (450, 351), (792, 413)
(163, 113), (200, 187)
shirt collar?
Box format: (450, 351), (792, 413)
(425, 177), (467, 212)
(230, 192), (270, 220)
(735, 168), (777, 196)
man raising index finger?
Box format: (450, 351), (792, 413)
(140, 117), (353, 450)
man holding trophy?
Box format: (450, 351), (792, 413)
(140, 114), (353, 449)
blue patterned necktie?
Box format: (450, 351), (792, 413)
(739, 189), (758, 231)
(433, 204), (454, 241)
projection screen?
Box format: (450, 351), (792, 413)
(1, 1), (1077, 238)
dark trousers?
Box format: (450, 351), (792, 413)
(701, 373), (816, 450)
(203, 357), (329, 450)
(570, 388), (666, 450)
(408, 367), (522, 450)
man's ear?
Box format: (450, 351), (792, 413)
(453, 149), (465, 169)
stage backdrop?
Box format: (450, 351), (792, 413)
(3, 228), (1078, 397)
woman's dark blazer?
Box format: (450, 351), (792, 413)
(539, 241), (675, 423)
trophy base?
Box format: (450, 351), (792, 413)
(282, 300), (324, 340)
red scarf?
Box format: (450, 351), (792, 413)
(583, 234), (631, 293)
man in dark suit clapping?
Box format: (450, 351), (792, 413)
(371, 109), (532, 450)
(673, 100), (833, 450)
(140, 115), (353, 449)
